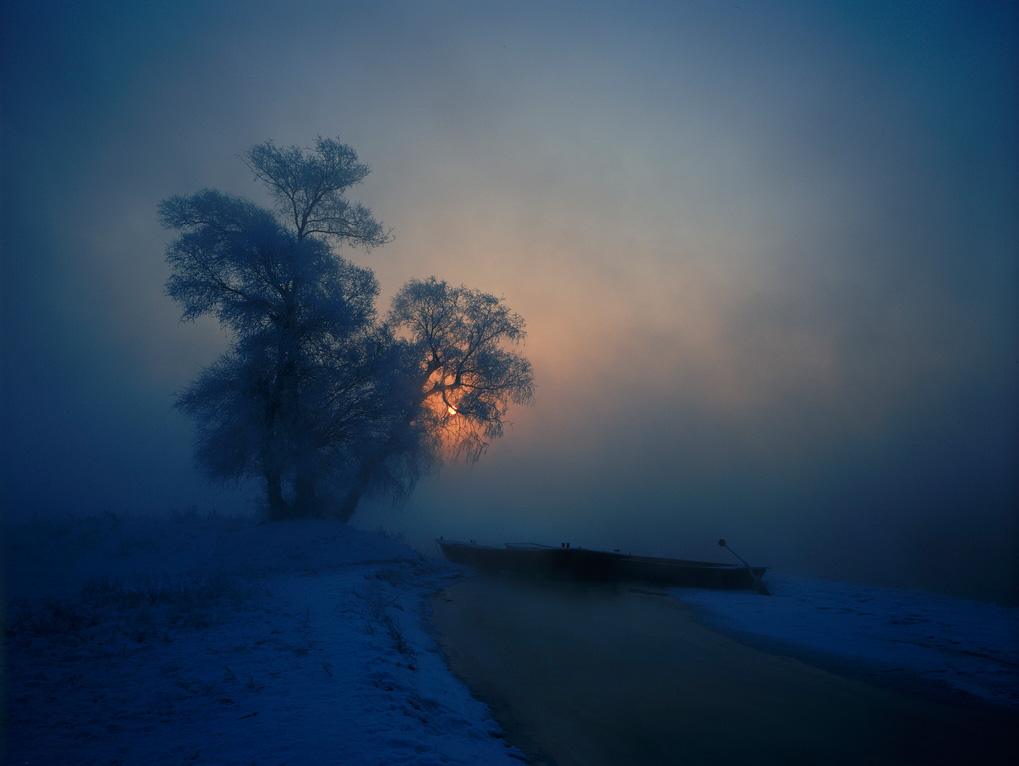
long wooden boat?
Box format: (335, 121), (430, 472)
(436, 539), (768, 591)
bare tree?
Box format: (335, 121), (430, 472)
(244, 136), (392, 247)
(160, 139), (389, 520)
(332, 277), (535, 521)
(162, 140), (533, 523)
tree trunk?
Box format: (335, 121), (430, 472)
(294, 466), (320, 518)
(334, 462), (375, 523)
(334, 419), (419, 523)
(265, 468), (290, 522)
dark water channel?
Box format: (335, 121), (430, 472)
(429, 575), (1018, 766)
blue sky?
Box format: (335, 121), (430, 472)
(2, 1), (1016, 601)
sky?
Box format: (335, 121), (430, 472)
(2, 0), (1016, 603)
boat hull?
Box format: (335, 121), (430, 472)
(438, 542), (625, 579)
(437, 541), (767, 590)
(617, 555), (767, 589)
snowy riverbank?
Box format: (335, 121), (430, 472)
(5, 513), (1016, 763)
(672, 573), (1019, 710)
(2, 513), (524, 765)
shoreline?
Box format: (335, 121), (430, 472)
(428, 575), (1018, 766)
(680, 608), (1014, 715)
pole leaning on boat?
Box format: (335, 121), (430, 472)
(718, 539), (770, 595)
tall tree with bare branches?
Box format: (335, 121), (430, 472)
(160, 138), (390, 520)
(162, 139), (533, 522)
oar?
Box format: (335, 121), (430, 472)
(718, 539), (770, 595)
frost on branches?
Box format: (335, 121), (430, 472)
(160, 138), (533, 521)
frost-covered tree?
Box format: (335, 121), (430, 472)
(243, 137), (389, 248)
(332, 278), (535, 521)
(160, 138), (391, 520)
(162, 139), (533, 523)
(392, 278), (534, 460)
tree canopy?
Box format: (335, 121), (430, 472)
(161, 138), (533, 521)
(391, 277), (534, 461)
(243, 137), (391, 247)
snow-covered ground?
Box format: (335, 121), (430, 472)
(2, 512), (524, 765)
(672, 572), (1019, 710)
(6, 514), (1017, 764)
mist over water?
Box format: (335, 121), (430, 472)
(361, 321), (1018, 605)
(359, 350), (1019, 606)
(3, 2), (1016, 606)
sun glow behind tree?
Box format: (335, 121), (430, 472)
(162, 141), (534, 522)
(389, 277), (535, 464)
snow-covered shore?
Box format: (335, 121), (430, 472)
(672, 573), (1019, 710)
(5, 513), (1017, 763)
(2, 513), (524, 765)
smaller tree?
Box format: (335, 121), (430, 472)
(333, 277), (535, 521)
(392, 277), (535, 460)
